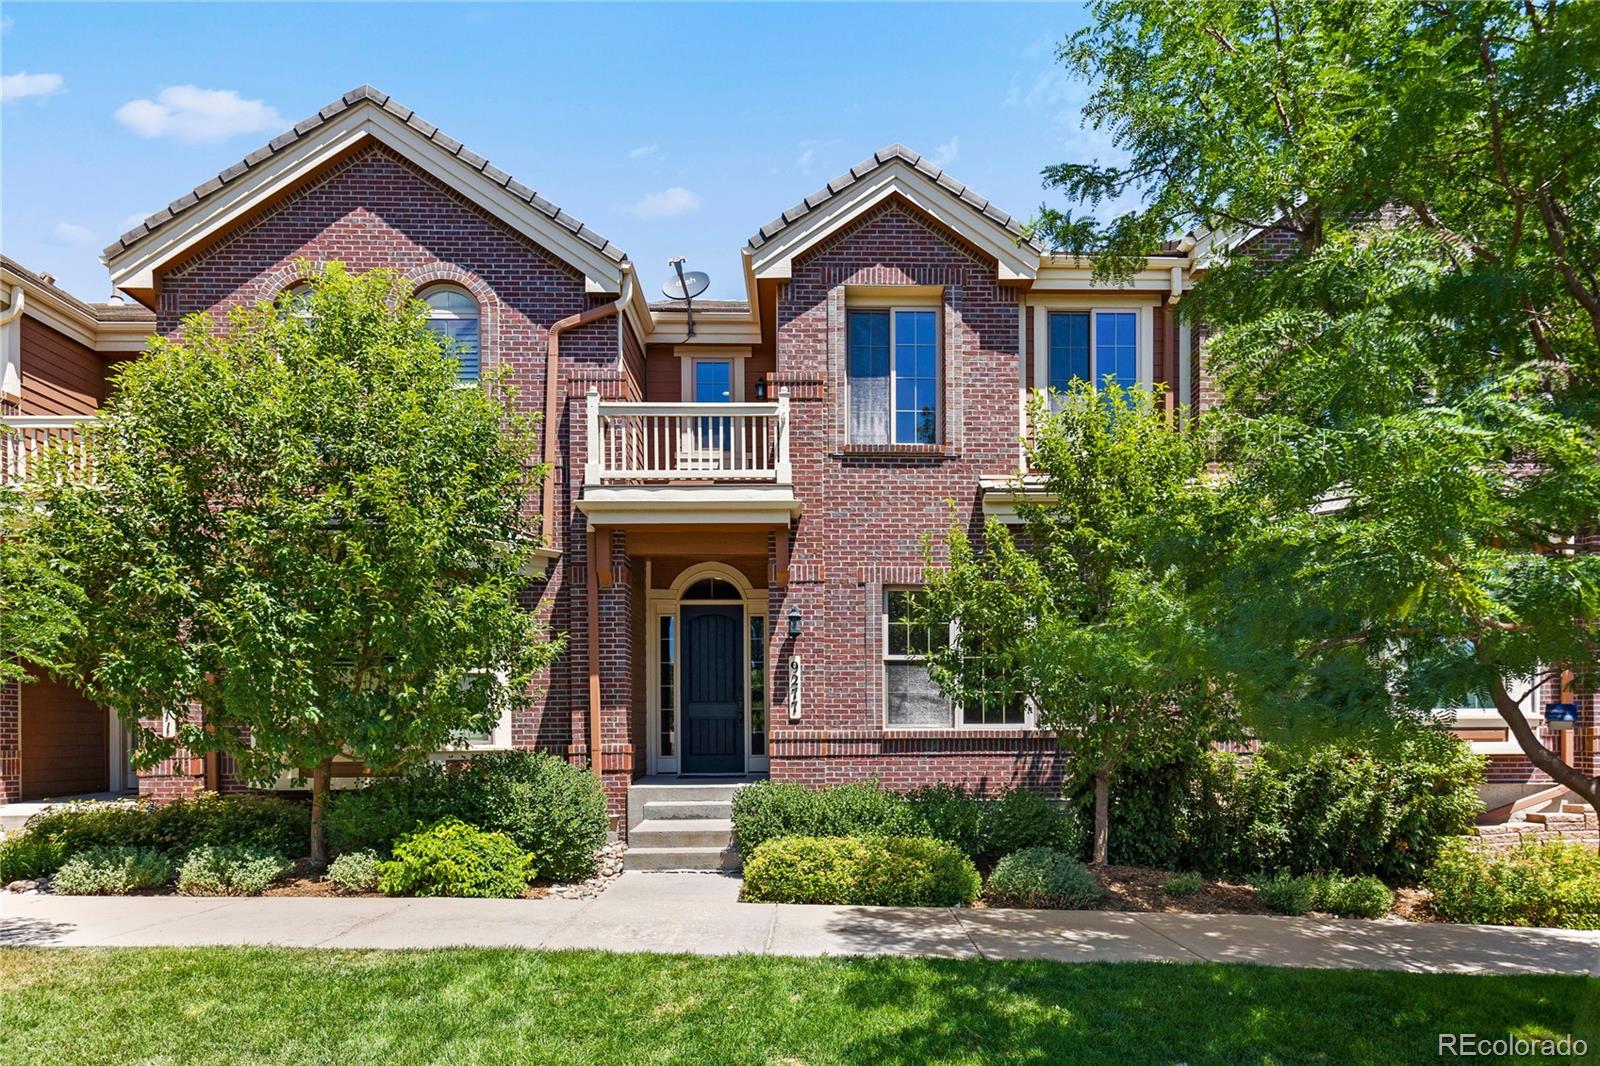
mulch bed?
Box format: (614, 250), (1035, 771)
(1092, 865), (1270, 915)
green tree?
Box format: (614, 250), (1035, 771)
(17, 264), (560, 865)
(1041, 2), (1600, 814)
(0, 487), (83, 685)
(921, 384), (1230, 863)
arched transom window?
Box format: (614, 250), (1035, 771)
(421, 285), (481, 382)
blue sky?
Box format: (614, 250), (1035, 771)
(1, 2), (1116, 303)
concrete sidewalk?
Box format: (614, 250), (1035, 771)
(3, 872), (1597, 975)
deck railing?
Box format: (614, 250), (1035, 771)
(584, 389), (791, 485)
(1, 415), (96, 487)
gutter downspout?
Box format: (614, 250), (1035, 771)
(0, 282), (25, 403)
(543, 264), (634, 780)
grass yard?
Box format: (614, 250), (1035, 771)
(1, 948), (1594, 1065)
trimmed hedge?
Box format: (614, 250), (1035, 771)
(326, 751), (608, 882)
(14, 794), (309, 865)
(1073, 732), (1482, 881)
(1255, 872), (1394, 918)
(984, 847), (1102, 909)
(50, 847), (173, 895)
(377, 818), (535, 899)
(177, 844), (291, 896)
(730, 780), (1081, 862)
(1427, 838), (1600, 929)
(741, 835), (981, 906)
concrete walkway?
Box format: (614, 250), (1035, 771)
(3, 872), (1597, 975)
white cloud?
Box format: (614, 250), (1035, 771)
(1, 16), (14, 33)
(629, 144), (660, 160)
(53, 222), (95, 246)
(115, 85), (285, 143)
(629, 186), (701, 219)
(934, 136), (960, 166)
(2, 71), (63, 103)
(795, 146), (814, 170)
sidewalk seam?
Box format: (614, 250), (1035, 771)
(950, 909), (988, 961)
(1124, 914), (1211, 963)
(309, 899), (417, 947)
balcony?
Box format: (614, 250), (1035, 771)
(2, 415), (96, 488)
(578, 389), (801, 527)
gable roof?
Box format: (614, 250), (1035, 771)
(103, 85), (629, 304)
(743, 145), (1045, 283)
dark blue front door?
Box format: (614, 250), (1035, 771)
(681, 605), (743, 774)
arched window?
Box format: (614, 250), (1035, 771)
(421, 285), (481, 382)
(682, 577), (741, 601)
(280, 281), (312, 319)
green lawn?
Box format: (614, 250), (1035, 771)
(1, 948), (1594, 1065)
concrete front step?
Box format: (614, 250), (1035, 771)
(624, 845), (741, 872)
(630, 818), (734, 849)
(642, 799), (733, 822)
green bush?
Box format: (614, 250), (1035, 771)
(177, 844), (291, 896)
(984, 847), (1102, 909)
(326, 850), (381, 893)
(1427, 838), (1600, 929)
(377, 818), (535, 899)
(50, 847), (173, 895)
(22, 802), (158, 854)
(0, 834), (67, 881)
(978, 789), (1083, 862)
(731, 780), (1078, 862)
(741, 835), (980, 906)
(1255, 872), (1393, 918)
(1163, 871), (1203, 897)
(326, 752), (607, 882)
(148, 794), (309, 857)
(1075, 731), (1483, 881)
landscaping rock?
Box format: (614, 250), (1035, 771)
(6, 878), (41, 894)
(548, 842), (626, 900)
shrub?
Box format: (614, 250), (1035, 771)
(1427, 838), (1600, 929)
(903, 784), (984, 858)
(1163, 871), (1203, 897)
(326, 753), (607, 882)
(731, 781), (910, 854)
(741, 835), (980, 907)
(22, 802), (158, 854)
(978, 789), (1083, 862)
(149, 794), (309, 857)
(177, 844), (291, 896)
(1255, 872), (1393, 918)
(50, 847), (173, 895)
(1076, 731), (1483, 881)
(326, 850), (381, 893)
(984, 848), (1102, 909)
(0, 834), (67, 881)
(376, 818), (535, 899)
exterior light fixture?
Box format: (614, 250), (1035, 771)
(787, 605), (802, 637)
(1545, 702), (1579, 730)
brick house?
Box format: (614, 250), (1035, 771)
(2, 86), (1591, 837)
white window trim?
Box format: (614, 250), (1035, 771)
(845, 306), (944, 446)
(1030, 299), (1153, 394)
(1436, 676), (1541, 755)
(880, 587), (1033, 731)
(448, 669), (514, 751)
(419, 283), (482, 386)
(681, 354), (744, 403)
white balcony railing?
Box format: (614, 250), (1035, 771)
(584, 388), (791, 485)
(2, 415), (96, 487)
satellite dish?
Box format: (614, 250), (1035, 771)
(661, 270), (710, 301)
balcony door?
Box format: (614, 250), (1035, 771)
(683, 358), (733, 471)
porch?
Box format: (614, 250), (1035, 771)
(1, 415), (95, 487)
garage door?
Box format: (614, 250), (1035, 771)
(20, 678), (109, 800)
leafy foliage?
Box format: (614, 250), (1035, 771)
(741, 835), (981, 907)
(1072, 733), (1482, 881)
(984, 848), (1103, 909)
(1427, 838), (1600, 929)
(975, 788), (1084, 863)
(1162, 871), (1203, 897)
(13, 263), (561, 861)
(920, 383), (1233, 861)
(50, 847), (174, 895)
(0, 834), (67, 881)
(325, 850), (381, 894)
(325, 751), (608, 882)
(1049, 0), (1600, 810)
(176, 845), (291, 896)
(1255, 873), (1393, 919)
(376, 818), (535, 899)
(15, 795), (310, 860)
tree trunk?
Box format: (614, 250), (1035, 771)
(1488, 675), (1600, 851)
(1091, 768), (1111, 866)
(309, 758), (333, 871)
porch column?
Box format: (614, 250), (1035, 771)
(0, 679), (18, 803)
(595, 528), (635, 828)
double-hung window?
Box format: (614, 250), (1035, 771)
(883, 589), (1029, 728)
(1046, 310), (1139, 393)
(848, 308), (939, 445)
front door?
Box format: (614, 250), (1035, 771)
(681, 605), (743, 774)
